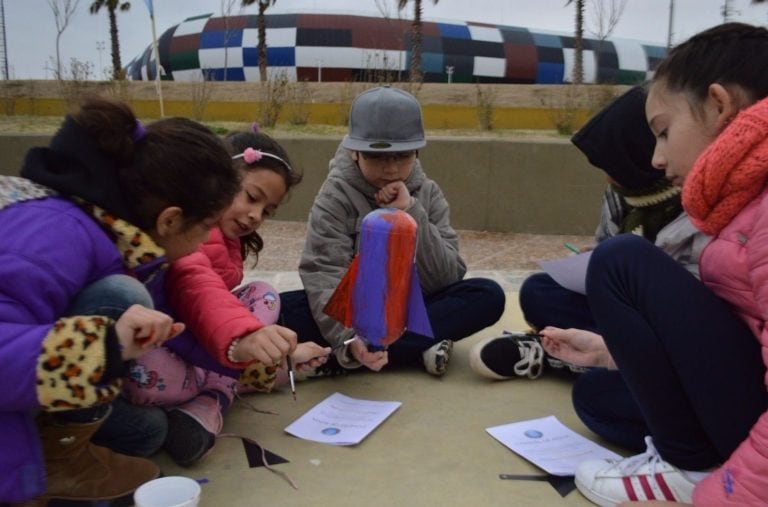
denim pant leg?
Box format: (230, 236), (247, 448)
(519, 272), (598, 332)
(585, 235), (767, 470)
(55, 274), (168, 457)
(387, 277), (506, 366)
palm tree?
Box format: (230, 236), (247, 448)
(242, 0), (277, 82)
(397, 0), (439, 83)
(566, 0), (585, 84)
(89, 0), (131, 80)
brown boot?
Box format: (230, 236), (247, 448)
(36, 406), (160, 501)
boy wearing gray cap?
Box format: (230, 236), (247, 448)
(281, 86), (504, 376)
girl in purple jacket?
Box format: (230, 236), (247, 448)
(540, 23), (768, 506)
(0, 98), (240, 503)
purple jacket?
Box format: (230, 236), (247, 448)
(0, 195), (166, 502)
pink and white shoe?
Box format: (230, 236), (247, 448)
(575, 436), (709, 506)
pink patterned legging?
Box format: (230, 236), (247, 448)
(124, 281), (281, 410)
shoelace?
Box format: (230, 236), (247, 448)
(513, 338), (544, 379)
(613, 436), (664, 476)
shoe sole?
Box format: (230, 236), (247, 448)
(165, 410), (216, 467)
(574, 475), (619, 507)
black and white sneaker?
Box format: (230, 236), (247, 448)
(422, 339), (453, 377)
(469, 331), (545, 380)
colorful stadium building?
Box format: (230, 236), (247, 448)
(126, 12), (666, 85)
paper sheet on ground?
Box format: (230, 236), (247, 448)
(285, 392), (401, 446)
(486, 415), (622, 476)
(538, 251), (592, 295)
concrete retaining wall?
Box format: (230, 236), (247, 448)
(0, 134), (606, 235)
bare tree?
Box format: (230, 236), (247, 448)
(221, 0), (238, 81)
(589, 0), (627, 82)
(589, 0), (626, 40)
(47, 0), (81, 79)
(374, 0), (407, 81)
(374, 0), (395, 18)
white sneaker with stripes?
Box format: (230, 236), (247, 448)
(575, 436), (709, 506)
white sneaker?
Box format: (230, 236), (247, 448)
(422, 339), (453, 377)
(575, 436), (707, 506)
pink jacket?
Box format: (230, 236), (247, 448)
(683, 97), (768, 505)
(167, 227), (264, 368)
(694, 187), (768, 505)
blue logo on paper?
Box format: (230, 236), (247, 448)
(524, 430), (543, 439)
(322, 427), (340, 435)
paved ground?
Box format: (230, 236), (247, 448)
(155, 220), (603, 507)
(251, 220), (593, 292)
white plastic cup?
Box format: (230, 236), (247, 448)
(133, 476), (201, 507)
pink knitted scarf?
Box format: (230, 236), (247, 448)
(683, 97), (768, 236)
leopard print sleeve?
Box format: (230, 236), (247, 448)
(238, 361), (279, 393)
(36, 316), (122, 411)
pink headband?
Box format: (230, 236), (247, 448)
(232, 147), (293, 172)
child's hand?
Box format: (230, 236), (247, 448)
(232, 324), (297, 365)
(349, 338), (388, 371)
(115, 304), (185, 361)
(292, 342), (331, 372)
(539, 326), (616, 369)
(375, 181), (413, 210)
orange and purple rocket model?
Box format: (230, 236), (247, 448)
(324, 208), (433, 350)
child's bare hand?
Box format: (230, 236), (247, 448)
(292, 342), (331, 372)
(349, 338), (388, 371)
(375, 181), (412, 209)
(540, 326), (615, 369)
(232, 325), (297, 365)
(115, 304), (185, 361)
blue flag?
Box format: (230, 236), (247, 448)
(143, 0), (153, 16)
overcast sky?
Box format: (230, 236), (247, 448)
(6, 0), (768, 79)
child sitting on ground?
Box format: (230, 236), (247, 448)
(123, 130), (330, 467)
(280, 86), (505, 376)
(544, 22), (768, 505)
(469, 85), (708, 384)
(0, 98), (240, 503)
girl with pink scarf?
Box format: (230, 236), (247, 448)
(540, 23), (768, 506)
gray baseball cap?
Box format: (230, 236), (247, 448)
(342, 86), (427, 152)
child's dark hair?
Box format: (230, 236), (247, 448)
(654, 22), (768, 109)
(72, 98), (239, 231)
(225, 130), (302, 262)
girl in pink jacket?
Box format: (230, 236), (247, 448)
(124, 130), (330, 467)
(540, 23), (768, 506)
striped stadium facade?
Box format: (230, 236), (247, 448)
(125, 12), (666, 85)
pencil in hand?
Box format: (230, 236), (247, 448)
(330, 336), (358, 353)
(286, 355), (296, 401)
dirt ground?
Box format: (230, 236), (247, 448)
(0, 79), (628, 109)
